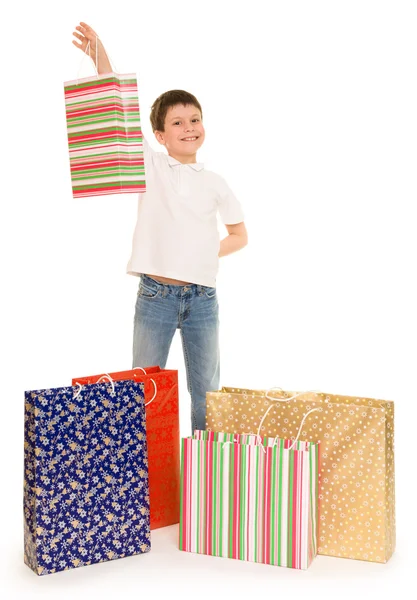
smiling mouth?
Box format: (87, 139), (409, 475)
(181, 136), (199, 141)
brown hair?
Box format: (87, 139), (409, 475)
(150, 90), (203, 132)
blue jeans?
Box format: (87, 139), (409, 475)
(133, 275), (220, 432)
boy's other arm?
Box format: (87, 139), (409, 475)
(72, 22), (112, 74)
(219, 222), (248, 258)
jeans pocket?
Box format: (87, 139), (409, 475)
(138, 283), (160, 299)
(203, 286), (217, 299)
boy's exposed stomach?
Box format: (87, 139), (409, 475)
(146, 274), (192, 285)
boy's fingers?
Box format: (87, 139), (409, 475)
(76, 28), (96, 42)
(72, 40), (83, 49)
(76, 25), (89, 36)
(79, 22), (97, 35)
(74, 22), (98, 48)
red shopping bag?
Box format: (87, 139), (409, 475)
(73, 367), (179, 530)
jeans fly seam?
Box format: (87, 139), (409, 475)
(178, 295), (183, 327)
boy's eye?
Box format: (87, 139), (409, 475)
(173, 119), (199, 125)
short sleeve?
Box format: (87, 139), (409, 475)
(216, 176), (245, 224)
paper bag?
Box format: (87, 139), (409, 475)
(179, 430), (319, 569)
(24, 380), (151, 575)
(206, 387), (395, 563)
(64, 73), (146, 198)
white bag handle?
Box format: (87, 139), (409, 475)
(256, 388), (320, 439)
(76, 36), (118, 84)
(73, 372), (115, 397)
(132, 367), (158, 406)
(74, 368), (156, 406)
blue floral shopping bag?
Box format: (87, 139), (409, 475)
(24, 379), (151, 575)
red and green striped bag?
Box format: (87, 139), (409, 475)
(64, 73), (146, 198)
(179, 431), (320, 570)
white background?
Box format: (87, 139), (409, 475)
(1, 0), (416, 597)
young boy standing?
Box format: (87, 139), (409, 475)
(72, 22), (248, 431)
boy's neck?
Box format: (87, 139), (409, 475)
(168, 151), (198, 165)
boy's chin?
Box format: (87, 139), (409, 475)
(181, 141), (204, 154)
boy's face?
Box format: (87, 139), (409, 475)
(154, 103), (205, 161)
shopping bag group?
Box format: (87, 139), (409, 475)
(25, 371), (395, 575)
(204, 387), (395, 564)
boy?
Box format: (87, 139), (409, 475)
(72, 22), (248, 431)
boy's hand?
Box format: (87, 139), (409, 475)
(72, 22), (112, 74)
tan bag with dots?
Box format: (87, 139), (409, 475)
(206, 388), (395, 563)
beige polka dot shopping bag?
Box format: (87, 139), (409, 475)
(206, 388), (395, 563)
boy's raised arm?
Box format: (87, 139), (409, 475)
(72, 22), (112, 74)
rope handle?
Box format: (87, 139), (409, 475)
(76, 35), (118, 84)
(131, 367), (157, 406)
(256, 388), (320, 439)
(73, 372), (115, 397)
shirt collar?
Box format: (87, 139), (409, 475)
(167, 154), (204, 171)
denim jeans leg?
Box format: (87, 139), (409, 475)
(180, 288), (220, 432)
(132, 279), (178, 369)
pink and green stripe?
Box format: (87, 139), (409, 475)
(64, 73), (146, 198)
(179, 431), (319, 570)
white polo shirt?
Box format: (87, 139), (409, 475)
(126, 137), (245, 287)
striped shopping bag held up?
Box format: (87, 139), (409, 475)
(64, 38), (146, 198)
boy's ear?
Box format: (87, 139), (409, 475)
(154, 130), (165, 146)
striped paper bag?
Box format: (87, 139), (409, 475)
(64, 73), (146, 198)
(179, 431), (319, 570)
